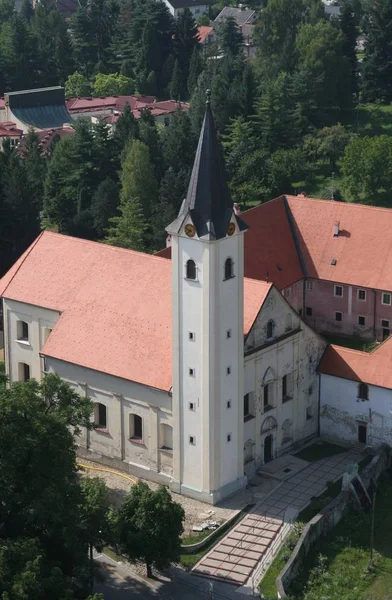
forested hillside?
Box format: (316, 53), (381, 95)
(1, 0), (392, 276)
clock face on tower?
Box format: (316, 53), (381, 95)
(227, 222), (235, 236)
(185, 224), (196, 237)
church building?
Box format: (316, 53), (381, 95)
(0, 97), (325, 504)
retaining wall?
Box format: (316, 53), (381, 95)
(276, 448), (389, 598)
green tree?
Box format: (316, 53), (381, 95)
(105, 195), (147, 250)
(187, 46), (203, 95)
(161, 109), (196, 174)
(79, 477), (110, 593)
(24, 129), (46, 214)
(217, 15), (243, 57)
(296, 20), (352, 123)
(339, 0), (361, 96)
(118, 139), (157, 217)
(304, 124), (354, 168)
(267, 147), (309, 196)
(0, 376), (94, 598)
(93, 72), (135, 96)
(341, 135), (392, 206)
(65, 72), (91, 98)
(173, 7), (199, 94)
(361, 0), (392, 102)
(113, 102), (140, 153)
(170, 58), (183, 100)
(254, 0), (324, 74)
(91, 178), (119, 237)
(112, 481), (184, 577)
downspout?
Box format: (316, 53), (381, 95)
(373, 289), (376, 340)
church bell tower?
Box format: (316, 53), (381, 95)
(167, 92), (248, 504)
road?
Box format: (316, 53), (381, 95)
(94, 554), (253, 600)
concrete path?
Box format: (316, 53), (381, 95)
(193, 445), (364, 586)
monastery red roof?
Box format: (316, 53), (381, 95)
(318, 338), (392, 388)
(0, 232), (272, 391)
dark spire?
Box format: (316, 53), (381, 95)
(166, 90), (247, 240)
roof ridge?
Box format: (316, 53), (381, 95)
(42, 231), (172, 265)
(329, 343), (371, 356)
(286, 195), (392, 214)
(242, 195), (284, 216)
(244, 277), (273, 288)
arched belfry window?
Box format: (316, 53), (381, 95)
(186, 259), (196, 280)
(224, 258), (234, 280)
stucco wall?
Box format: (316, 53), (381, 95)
(3, 298), (60, 382)
(244, 287), (326, 470)
(320, 373), (392, 447)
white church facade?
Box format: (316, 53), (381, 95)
(0, 98), (326, 504)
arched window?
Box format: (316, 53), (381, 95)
(186, 259), (196, 280)
(260, 416), (277, 434)
(94, 403), (107, 429)
(358, 382), (369, 400)
(160, 424), (173, 450)
(224, 258), (234, 280)
(266, 320), (275, 339)
(130, 414), (143, 441)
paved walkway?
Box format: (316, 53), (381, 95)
(193, 445), (364, 586)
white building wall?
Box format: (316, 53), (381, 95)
(162, 0), (209, 17)
(243, 287), (326, 475)
(45, 357), (174, 483)
(3, 298), (60, 382)
(320, 373), (392, 447)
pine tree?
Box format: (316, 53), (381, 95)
(339, 0), (360, 96)
(361, 0), (392, 102)
(91, 178), (119, 237)
(24, 129), (46, 214)
(217, 16), (243, 57)
(173, 7), (199, 93)
(105, 195), (146, 250)
(187, 46), (203, 96)
(114, 103), (140, 154)
(170, 59), (183, 100)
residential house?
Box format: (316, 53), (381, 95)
(214, 5), (257, 58)
(0, 99), (325, 504)
(163, 0), (214, 18)
(0, 122), (23, 149)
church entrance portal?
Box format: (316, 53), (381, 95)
(264, 434), (273, 463)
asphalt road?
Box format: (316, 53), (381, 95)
(93, 554), (252, 600)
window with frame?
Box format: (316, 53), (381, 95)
(244, 392), (254, 420)
(334, 285), (343, 297)
(130, 414), (143, 440)
(306, 280), (313, 291)
(224, 258), (234, 280)
(18, 362), (30, 382)
(335, 311), (342, 322)
(306, 306), (312, 316)
(285, 288), (291, 298)
(263, 383), (273, 410)
(16, 320), (29, 341)
(282, 373), (293, 402)
(358, 382), (369, 400)
(186, 259), (196, 280)
(382, 319), (390, 328)
(382, 293), (391, 305)
(266, 320), (275, 339)
(357, 289), (366, 301)
(94, 403), (107, 429)
(358, 316), (366, 326)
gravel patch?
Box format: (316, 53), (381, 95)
(78, 459), (238, 535)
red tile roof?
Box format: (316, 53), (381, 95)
(0, 232), (272, 390)
(66, 95), (156, 113)
(198, 25), (214, 43)
(318, 338), (392, 388)
(0, 127), (23, 137)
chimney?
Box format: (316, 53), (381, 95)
(333, 221), (340, 237)
(233, 202), (240, 215)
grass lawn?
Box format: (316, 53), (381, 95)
(322, 333), (377, 352)
(289, 471), (392, 600)
(294, 441), (347, 463)
(181, 528), (214, 546)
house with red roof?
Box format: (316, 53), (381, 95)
(163, 194), (392, 342)
(318, 339), (392, 447)
(0, 98), (325, 503)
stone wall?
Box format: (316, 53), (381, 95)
(276, 449), (389, 598)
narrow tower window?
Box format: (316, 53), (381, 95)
(224, 258), (234, 280)
(186, 259), (196, 280)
